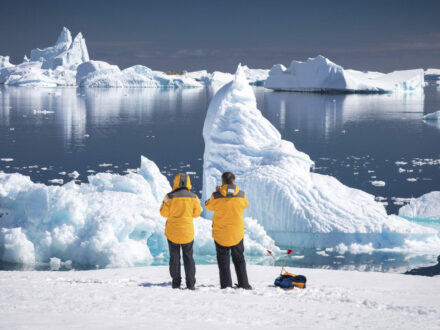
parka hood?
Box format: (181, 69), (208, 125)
(219, 183), (239, 196)
(172, 173), (192, 191)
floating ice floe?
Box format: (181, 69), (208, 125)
(33, 109), (55, 115)
(423, 110), (440, 121)
(265, 55), (425, 93)
(48, 179), (63, 185)
(399, 191), (440, 221)
(202, 64), (439, 250)
(0, 156), (279, 266)
(371, 180), (386, 187)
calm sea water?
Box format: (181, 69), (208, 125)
(1, 82), (439, 272)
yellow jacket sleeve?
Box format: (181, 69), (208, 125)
(243, 195), (249, 209)
(193, 197), (202, 218)
(204, 194), (216, 211)
(159, 195), (170, 218)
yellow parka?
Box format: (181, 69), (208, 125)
(160, 173), (202, 244)
(204, 184), (249, 247)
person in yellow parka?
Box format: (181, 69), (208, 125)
(160, 173), (201, 290)
(205, 172), (252, 290)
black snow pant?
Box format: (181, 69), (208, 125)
(168, 240), (196, 288)
(215, 239), (250, 289)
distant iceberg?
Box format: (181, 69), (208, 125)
(0, 156), (278, 267)
(185, 65), (269, 89)
(424, 68), (440, 80)
(0, 27), (201, 89)
(423, 111), (440, 121)
(30, 27), (89, 70)
(202, 65), (439, 250)
(265, 55), (425, 93)
(399, 191), (440, 221)
(77, 61), (202, 88)
(0, 56), (13, 69)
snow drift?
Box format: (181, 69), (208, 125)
(0, 156), (278, 267)
(399, 191), (440, 221)
(202, 65), (439, 250)
(265, 55), (425, 93)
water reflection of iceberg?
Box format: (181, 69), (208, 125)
(263, 90), (425, 141)
(83, 87), (206, 127)
(0, 87), (87, 152)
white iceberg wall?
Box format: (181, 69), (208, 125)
(0, 156), (278, 267)
(202, 65), (439, 250)
(399, 191), (440, 220)
(265, 55), (425, 93)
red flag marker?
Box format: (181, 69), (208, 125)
(287, 249), (293, 255)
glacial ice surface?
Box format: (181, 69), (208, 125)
(0, 156), (278, 267)
(265, 55), (425, 93)
(202, 65), (439, 250)
(399, 191), (440, 221)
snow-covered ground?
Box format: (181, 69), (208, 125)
(0, 265), (439, 329)
(265, 55), (425, 93)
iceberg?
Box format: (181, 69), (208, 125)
(423, 110), (440, 121)
(0, 156), (278, 267)
(185, 65), (269, 90)
(77, 61), (202, 88)
(0, 27), (85, 86)
(0, 61), (60, 87)
(424, 68), (440, 80)
(0, 27), (200, 88)
(399, 191), (440, 221)
(30, 27), (89, 70)
(202, 65), (439, 250)
(265, 55), (425, 93)
(0, 56), (13, 69)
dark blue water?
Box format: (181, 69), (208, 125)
(1, 83), (440, 271)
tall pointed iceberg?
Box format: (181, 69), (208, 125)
(30, 27), (89, 70)
(202, 65), (439, 250)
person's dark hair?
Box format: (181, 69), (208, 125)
(222, 172), (235, 185)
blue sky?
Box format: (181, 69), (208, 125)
(1, 0), (439, 72)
